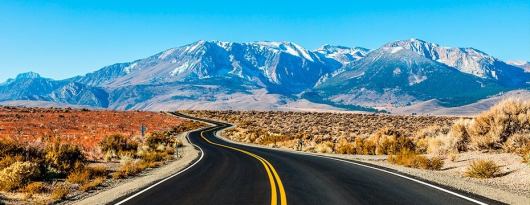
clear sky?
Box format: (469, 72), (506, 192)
(1, 0), (529, 82)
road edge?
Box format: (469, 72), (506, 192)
(181, 115), (513, 205)
(72, 126), (209, 205)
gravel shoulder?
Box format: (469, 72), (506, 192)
(216, 128), (530, 205)
(70, 128), (203, 205)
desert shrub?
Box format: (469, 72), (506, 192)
(0, 141), (26, 157)
(0, 141), (44, 164)
(414, 138), (429, 154)
(424, 119), (472, 155)
(415, 125), (449, 139)
(99, 134), (138, 160)
(23, 182), (47, 196)
(518, 145), (530, 165)
(353, 137), (364, 154)
(50, 184), (70, 201)
(447, 118), (471, 152)
(146, 131), (173, 149)
(366, 128), (415, 155)
(427, 135), (454, 155)
(0, 155), (24, 170)
(138, 160), (158, 169)
(465, 160), (500, 178)
(335, 138), (355, 154)
(86, 165), (109, 178)
(315, 142), (333, 153)
(66, 169), (91, 184)
(258, 133), (290, 146)
(503, 132), (530, 153)
(361, 138), (376, 155)
(467, 99), (530, 150)
(428, 157), (445, 170)
(387, 149), (444, 170)
(139, 151), (169, 163)
(414, 125), (449, 154)
(80, 177), (105, 191)
(45, 142), (85, 173)
(0, 161), (41, 191)
(112, 161), (145, 179)
(376, 135), (397, 155)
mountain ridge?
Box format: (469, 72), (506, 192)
(2, 39), (528, 114)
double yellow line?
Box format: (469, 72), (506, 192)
(200, 128), (287, 205)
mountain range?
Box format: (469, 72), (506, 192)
(1, 38), (529, 114)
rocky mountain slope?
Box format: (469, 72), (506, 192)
(508, 60), (530, 72)
(1, 39), (528, 113)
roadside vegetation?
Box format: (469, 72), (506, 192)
(187, 99), (530, 175)
(0, 106), (203, 204)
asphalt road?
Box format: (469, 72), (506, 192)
(113, 113), (500, 205)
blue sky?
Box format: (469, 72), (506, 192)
(1, 0), (529, 82)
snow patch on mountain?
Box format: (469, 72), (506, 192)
(315, 45), (369, 66)
(384, 39), (498, 79)
(408, 74), (427, 85)
(123, 63), (138, 74)
(255, 41), (315, 61)
(159, 48), (176, 59)
(170, 63), (190, 76)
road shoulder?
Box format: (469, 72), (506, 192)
(70, 129), (203, 205)
(213, 126), (529, 205)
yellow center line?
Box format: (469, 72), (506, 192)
(200, 129), (287, 205)
(258, 156), (287, 205)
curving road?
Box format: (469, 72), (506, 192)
(113, 113), (501, 205)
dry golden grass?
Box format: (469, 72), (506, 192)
(50, 184), (70, 201)
(66, 169), (91, 185)
(387, 150), (444, 170)
(466, 99), (530, 151)
(465, 160), (501, 178)
(79, 177), (105, 192)
(22, 182), (47, 196)
(112, 160), (147, 179)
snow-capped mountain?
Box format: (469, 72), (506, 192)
(2, 39), (528, 112)
(382, 39), (528, 86)
(0, 72), (108, 107)
(315, 45), (369, 66)
(76, 40), (344, 94)
(309, 45), (505, 108)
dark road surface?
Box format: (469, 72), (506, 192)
(113, 113), (500, 205)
